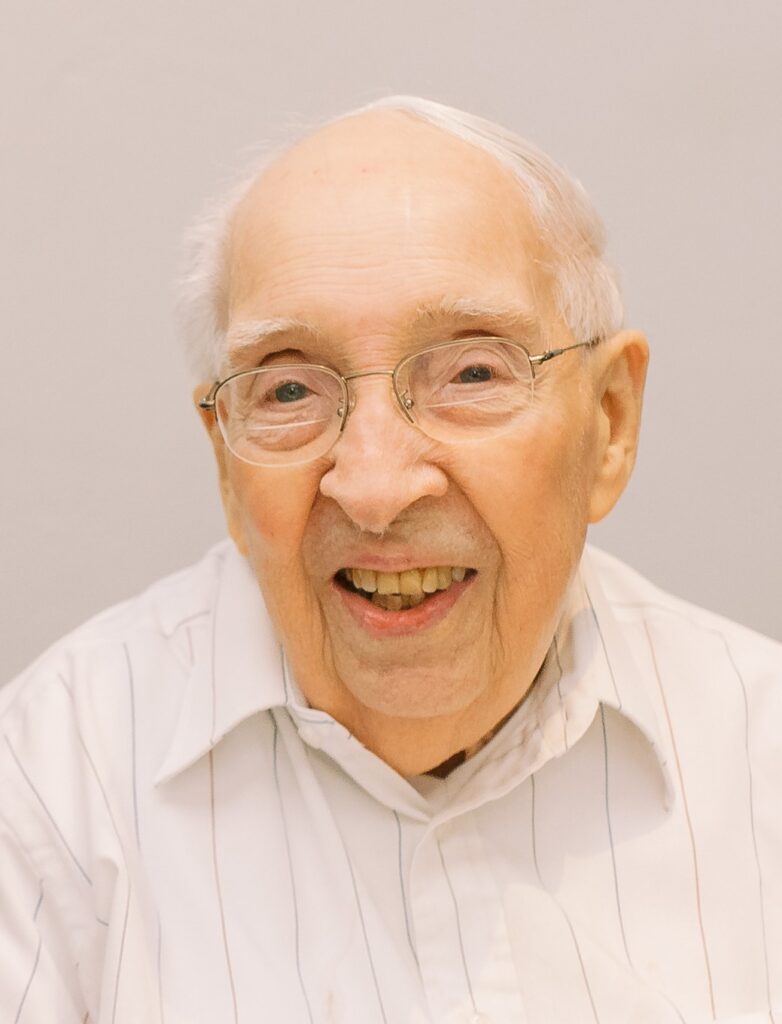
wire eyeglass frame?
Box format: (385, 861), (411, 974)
(198, 335), (600, 466)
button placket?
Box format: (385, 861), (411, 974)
(410, 814), (527, 1024)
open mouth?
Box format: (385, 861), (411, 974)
(335, 565), (477, 612)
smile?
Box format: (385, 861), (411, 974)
(337, 565), (475, 611)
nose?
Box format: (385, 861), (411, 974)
(319, 377), (449, 534)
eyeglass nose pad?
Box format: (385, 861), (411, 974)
(335, 389), (355, 431)
(340, 373), (415, 430)
(398, 389), (416, 422)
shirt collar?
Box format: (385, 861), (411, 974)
(155, 542), (673, 808)
(552, 547), (674, 805)
(412, 548), (674, 813)
(155, 544), (287, 784)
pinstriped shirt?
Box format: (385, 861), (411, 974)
(1, 541), (780, 1024)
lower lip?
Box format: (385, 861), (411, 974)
(332, 574), (476, 638)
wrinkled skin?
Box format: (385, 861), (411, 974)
(197, 111), (648, 775)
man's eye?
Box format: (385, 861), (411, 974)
(455, 364), (494, 384)
(273, 381), (311, 403)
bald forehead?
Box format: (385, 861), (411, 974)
(222, 110), (556, 343)
(230, 110), (532, 240)
(272, 110), (472, 176)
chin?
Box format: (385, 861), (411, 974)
(340, 662), (483, 720)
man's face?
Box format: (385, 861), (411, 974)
(206, 112), (614, 770)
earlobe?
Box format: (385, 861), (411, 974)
(588, 330), (649, 523)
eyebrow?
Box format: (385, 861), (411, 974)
(223, 298), (544, 371)
(409, 297), (543, 341)
(223, 318), (319, 370)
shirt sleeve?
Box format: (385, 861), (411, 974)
(0, 813), (87, 1023)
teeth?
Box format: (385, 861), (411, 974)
(372, 592), (402, 611)
(421, 567), (439, 593)
(371, 592), (428, 611)
(357, 568), (376, 592)
(399, 569), (422, 595)
(376, 571), (400, 595)
(344, 564), (470, 603)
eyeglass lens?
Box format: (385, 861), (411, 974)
(215, 339), (534, 466)
(396, 339), (534, 443)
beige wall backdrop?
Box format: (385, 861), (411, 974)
(2, 0), (780, 681)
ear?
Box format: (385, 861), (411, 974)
(193, 386), (250, 555)
(587, 330), (649, 523)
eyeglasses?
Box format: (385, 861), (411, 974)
(199, 336), (599, 467)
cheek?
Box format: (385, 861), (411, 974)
(453, 415), (593, 571)
(230, 463), (323, 570)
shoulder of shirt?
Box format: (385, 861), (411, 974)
(584, 542), (782, 667)
(0, 538), (233, 726)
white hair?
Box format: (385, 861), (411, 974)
(178, 95), (624, 383)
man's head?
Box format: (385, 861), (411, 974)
(185, 98), (648, 774)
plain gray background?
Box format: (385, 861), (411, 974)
(2, 0), (780, 682)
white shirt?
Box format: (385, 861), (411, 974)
(1, 541), (780, 1024)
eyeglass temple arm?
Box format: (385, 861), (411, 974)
(529, 338), (601, 366)
(198, 382), (221, 412)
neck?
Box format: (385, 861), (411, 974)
(424, 695), (525, 777)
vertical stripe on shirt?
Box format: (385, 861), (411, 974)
(598, 704), (633, 967)
(207, 749), (239, 1024)
(393, 810), (419, 967)
(437, 838), (477, 1015)
(209, 596), (220, 746)
(585, 585), (622, 708)
(271, 716), (314, 1024)
(13, 934), (41, 1024)
(56, 676), (133, 1024)
(4, 735), (92, 887)
(123, 645), (141, 850)
(721, 633), (776, 1022)
(340, 828), (389, 1024)
(530, 774), (600, 1023)
(643, 618), (716, 1017)
(110, 890), (131, 1024)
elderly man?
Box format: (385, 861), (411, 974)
(2, 97), (780, 1023)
